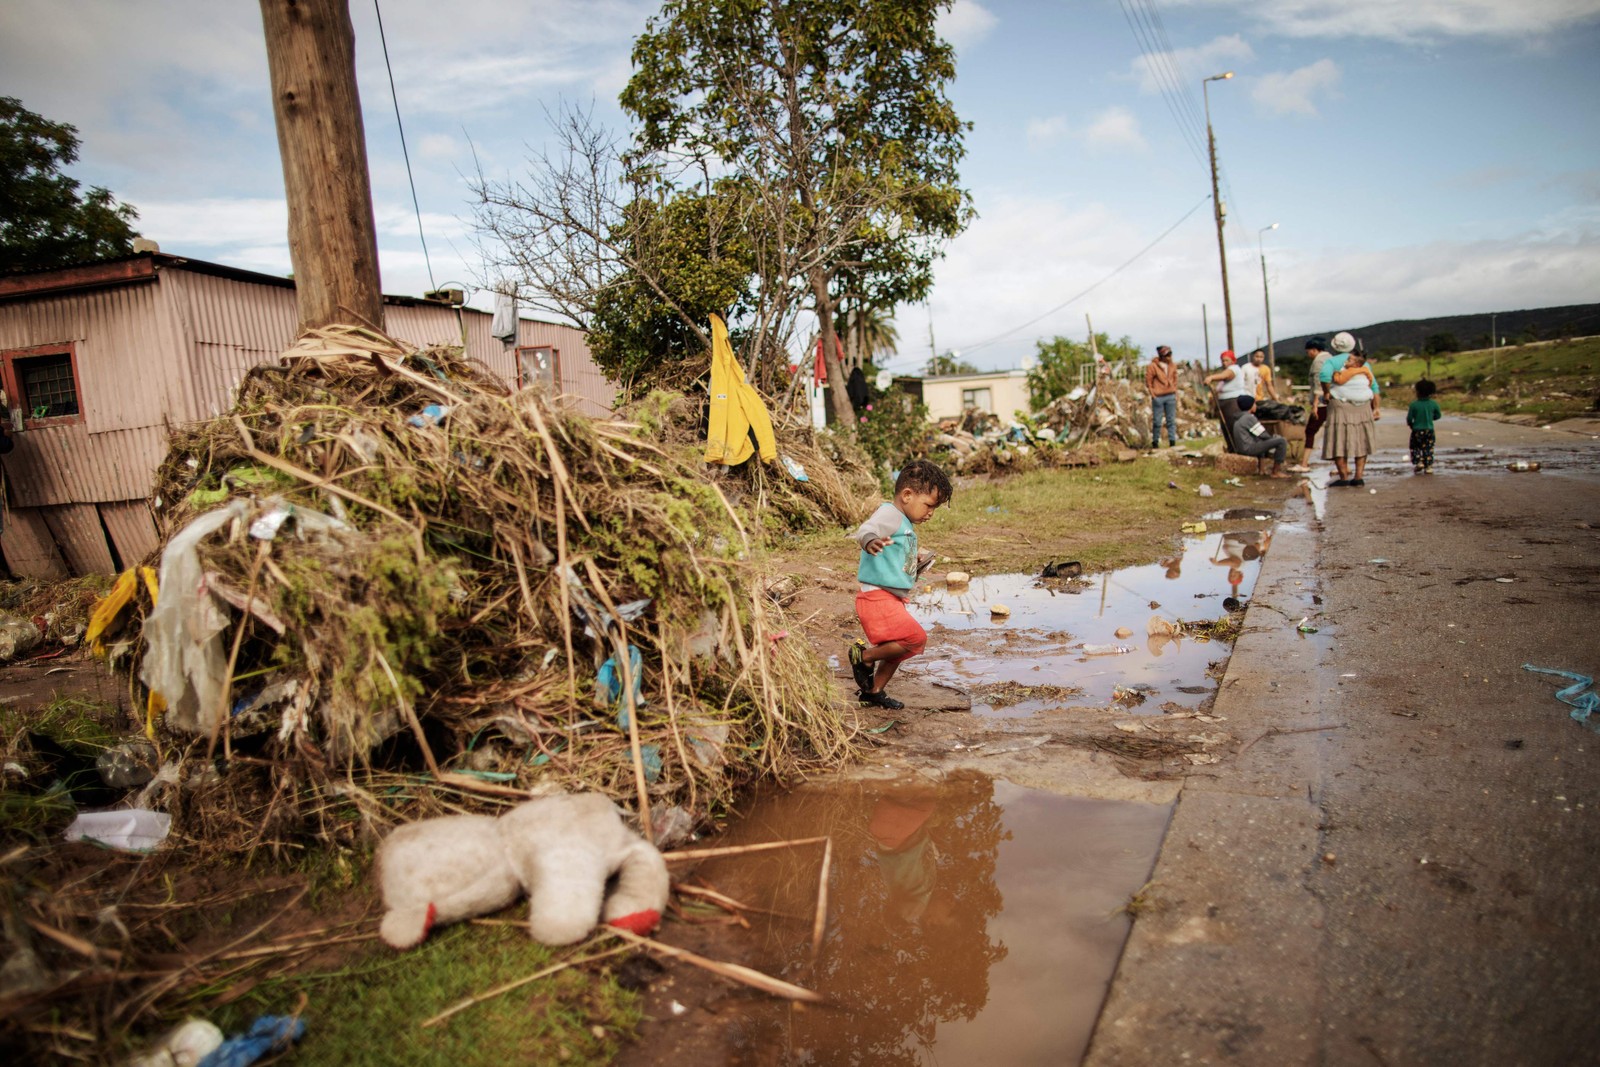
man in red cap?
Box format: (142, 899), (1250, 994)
(1204, 350), (1247, 452)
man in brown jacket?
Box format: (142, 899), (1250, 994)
(1145, 345), (1180, 448)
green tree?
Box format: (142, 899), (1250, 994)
(621, 0), (972, 431)
(1025, 333), (1143, 408)
(924, 352), (978, 376)
(0, 97), (138, 271)
(1424, 332), (1460, 355)
(588, 186), (756, 392)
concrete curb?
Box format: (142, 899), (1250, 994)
(1086, 491), (1334, 1065)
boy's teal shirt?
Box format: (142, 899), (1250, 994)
(855, 502), (918, 594)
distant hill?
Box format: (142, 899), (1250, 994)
(1267, 302), (1600, 372)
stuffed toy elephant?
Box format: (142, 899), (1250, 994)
(377, 792), (670, 949)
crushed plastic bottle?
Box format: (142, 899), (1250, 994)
(1081, 643), (1133, 656)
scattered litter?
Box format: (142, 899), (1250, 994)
(127, 1018), (224, 1067)
(1507, 461), (1541, 472)
(1495, 577), (1515, 584)
(1146, 616), (1178, 637)
(406, 403), (451, 428)
(1081, 643), (1133, 656)
(670, 1001), (688, 1017)
(1221, 477), (1243, 488)
(64, 809), (172, 852)
(866, 720), (901, 734)
(195, 1014), (306, 1067)
(1296, 618), (1319, 634)
(1340, 672), (1358, 678)
(1167, 480), (1179, 489)
(1197, 484), (1214, 497)
(970, 735), (1050, 757)
(1523, 664), (1600, 732)
(1042, 559), (1082, 578)
(1368, 558), (1390, 565)
(781, 455), (809, 482)
(1181, 521), (1207, 534)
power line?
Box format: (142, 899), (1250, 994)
(373, 0), (436, 291)
(1117, 0), (1207, 169)
(951, 194), (1212, 356)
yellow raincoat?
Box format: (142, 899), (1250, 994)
(704, 314), (776, 467)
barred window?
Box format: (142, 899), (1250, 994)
(17, 352), (80, 418)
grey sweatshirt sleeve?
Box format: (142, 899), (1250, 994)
(852, 503), (903, 548)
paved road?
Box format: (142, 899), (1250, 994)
(1088, 414), (1600, 1065)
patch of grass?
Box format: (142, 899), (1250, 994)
(1373, 337), (1600, 420)
(203, 924), (640, 1066)
(769, 450), (1285, 576)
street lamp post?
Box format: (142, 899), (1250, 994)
(1203, 71), (1235, 353)
(1258, 222), (1278, 368)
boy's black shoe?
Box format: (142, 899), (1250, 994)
(1328, 478), (1351, 487)
(1350, 478), (1365, 487)
(847, 640), (874, 692)
(859, 689), (905, 710)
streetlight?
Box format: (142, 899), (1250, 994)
(1203, 71), (1235, 353)
(1258, 222), (1278, 368)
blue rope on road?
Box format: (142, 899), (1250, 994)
(1523, 664), (1600, 731)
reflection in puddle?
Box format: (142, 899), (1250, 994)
(912, 529), (1268, 714)
(696, 775), (1171, 1066)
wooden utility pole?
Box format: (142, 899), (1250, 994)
(260, 0), (383, 332)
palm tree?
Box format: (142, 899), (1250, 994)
(840, 304), (899, 371)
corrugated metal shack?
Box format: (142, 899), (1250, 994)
(0, 252), (614, 578)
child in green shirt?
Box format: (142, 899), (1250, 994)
(1407, 379), (1443, 474)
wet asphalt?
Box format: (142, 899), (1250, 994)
(1087, 413), (1600, 1065)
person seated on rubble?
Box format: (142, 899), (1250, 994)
(1230, 396), (1290, 478)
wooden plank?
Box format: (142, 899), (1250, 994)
(41, 502), (116, 575)
(0, 507), (69, 579)
(98, 500), (161, 567)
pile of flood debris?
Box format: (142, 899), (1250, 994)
(926, 376), (1222, 472)
(1035, 376), (1219, 446)
(87, 326), (859, 849)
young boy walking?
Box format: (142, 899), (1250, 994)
(847, 459), (954, 709)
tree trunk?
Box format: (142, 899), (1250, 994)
(813, 270), (855, 430)
(260, 0), (383, 333)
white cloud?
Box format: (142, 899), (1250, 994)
(418, 134), (460, 161)
(1172, 0), (1600, 41)
(133, 198), (288, 249)
(1025, 116), (1070, 147)
(937, 0), (998, 51)
(898, 192), (1600, 373)
(1251, 59), (1341, 116)
(1131, 34), (1254, 94)
(1084, 107), (1148, 151)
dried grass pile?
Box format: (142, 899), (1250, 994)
(102, 326), (856, 846)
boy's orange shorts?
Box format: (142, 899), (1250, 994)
(856, 588), (926, 663)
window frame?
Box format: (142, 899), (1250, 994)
(515, 345), (559, 390)
(1, 341), (86, 428)
(961, 386), (992, 412)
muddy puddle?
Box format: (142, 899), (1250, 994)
(909, 524), (1271, 715)
(666, 774), (1171, 1066)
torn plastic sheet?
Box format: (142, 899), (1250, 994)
(139, 501), (249, 734)
(1523, 664), (1600, 732)
(64, 809), (171, 852)
(598, 644), (646, 727)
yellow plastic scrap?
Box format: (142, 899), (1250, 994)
(145, 689), (166, 742)
(140, 565), (159, 604)
(86, 569), (139, 656)
(704, 314), (776, 467)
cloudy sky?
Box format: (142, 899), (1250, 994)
(3, 0), (1597, 372)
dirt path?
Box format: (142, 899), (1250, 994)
(1089, 414), (1600, 1064)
